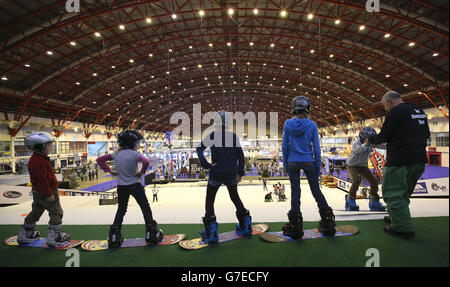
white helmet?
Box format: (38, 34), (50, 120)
(25, 132), (55, 151)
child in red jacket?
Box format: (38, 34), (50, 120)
(17, 132), (70, 247)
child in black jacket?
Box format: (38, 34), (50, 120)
(196, 111), (251, 244)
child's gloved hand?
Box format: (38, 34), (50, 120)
(135, 171), (145, 177)
(46, 195), (55, 202)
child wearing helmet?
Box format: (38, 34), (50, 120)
(345, 127), (386, 212)
(96, 130), (163, 248)
(18, 132), (71, 247)
(282, 96), (336, 239)
(196, 111), (251, 245)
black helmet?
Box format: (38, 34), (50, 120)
(291, 96), (311, 114)
(214, 110), (232, 130)
(359, 127), (376, 141)
(117, 130), (143, 149)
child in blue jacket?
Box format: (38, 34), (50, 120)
(281, 96), (336, 238)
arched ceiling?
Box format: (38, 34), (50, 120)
(0, 0), (448, 133)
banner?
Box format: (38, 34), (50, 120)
(369, 148), (385, 179)
(189, 158), (201, 173)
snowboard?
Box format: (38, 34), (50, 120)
(259, 225), (358, 243)
(4, 235), (83, 250)
(335, 209), (388, 216)
(179, 224), (269, 250)
(81, 234), (185, 251)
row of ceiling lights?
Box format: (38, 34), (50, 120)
(0, 7), (442, 81)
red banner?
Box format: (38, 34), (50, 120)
(369, 148), (385, 179)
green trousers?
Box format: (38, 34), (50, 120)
(382, 163), (425, 233)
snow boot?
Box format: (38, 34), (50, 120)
(47, 225), (71, 247)
(345, 194), (359, 211)
(282, 211), (304, 239)
(200, 215), (219, 245)
(235, 209), (252, 236)
(318, 208), (336, 236)
(17, 223), (40, 244)
(369, 196), (386, 211)
(145, 220), (164, 245)
(107, 224), (124, 248)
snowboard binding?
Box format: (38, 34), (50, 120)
(17, 223), (41, 244)
(47, 225), (71, 247)
(369, 196), (386, 211)
(107, 224), (124, 248)
(200, 215), (219, 245)
(282, 211), (304, 239)
(145, 220), (164, 245)
(318, 208), (336, 236)
(345, 194), (360, 211)
(235, 209), (252, 236)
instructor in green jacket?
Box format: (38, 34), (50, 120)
(368, 91), (430, 239)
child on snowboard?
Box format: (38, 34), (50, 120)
(18, 132), (71, 247)
(281, 96), (336, 239)
(345, 127), (386, 212)
(96, 130), (163, 248)
(196, 111), (252, 244)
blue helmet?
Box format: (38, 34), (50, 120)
(359, 127), (377, 141)
(291, 96), (311, 114)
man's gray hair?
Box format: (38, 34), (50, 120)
(382, 91), (402, 103)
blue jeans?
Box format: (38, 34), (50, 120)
(287, 162), (330, 212)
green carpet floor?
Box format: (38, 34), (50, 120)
(0, 217), (448, 267)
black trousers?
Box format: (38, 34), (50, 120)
(113, 183), (153, 225)
(205, 184), (246, 218)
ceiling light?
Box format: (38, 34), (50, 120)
(1, 76), (7, 81)
(119, 24), (125, 30)
(335, 19), (341, 24)
(253, 8), (259, 15)
(171, 14), (177, 20)
(280, 10), (287, 17)
(228, 8), (234, 15)
(432, 53), (439, 57)
(384, 33), (391, 38)
(146, 17), (152, 24)
(307, 13), (313, 20)
(70, 41), (76, 46)
(359, 25), (365, 31)
(409, 42), (415, 47)
(199, 10), (205, 16)
(94, 32), (101, 37)
(46, 51), (53, 55)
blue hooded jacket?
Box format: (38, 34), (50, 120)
(282, 117), (321, 172)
